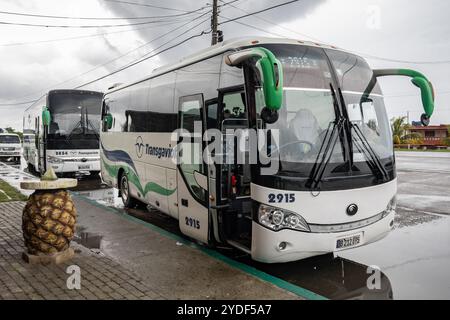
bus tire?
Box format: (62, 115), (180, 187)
(119, 172), (137, 208)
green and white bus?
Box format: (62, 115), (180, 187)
(100, 37), (434, 263)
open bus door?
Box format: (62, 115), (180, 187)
(211, 85), (253, 252)
(176, 94), (210, 244)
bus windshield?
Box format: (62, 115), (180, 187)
(326, 49), (393, 163)
(0, 135), (20, 144)
(255, 44), (393, 182)
(48, 91), (102, 150)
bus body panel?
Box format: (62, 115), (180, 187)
(251, 211), (394, 263)
(100, 131), (176, 214)
(46, 149), (100, 173)
(250, 179), (397, 225)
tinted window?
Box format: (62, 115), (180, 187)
(0, 135), (20, 144)
(325, 50), (382, 94)
(261, 44), (334, 89)
(127, 80), (150, 132)
(105, 88), (130, 132)
(47, 91), (102, 149)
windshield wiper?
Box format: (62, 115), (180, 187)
(350, 123), (389, 181)
(85, 109), (100, 140)
(66, 120), (82, 142)
(86, 119), (99, 139)
(306, 84), (345, 190)
(335, 87), (389, 181)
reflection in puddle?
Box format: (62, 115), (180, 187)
(74, 231), (103, 250)
(233, 253), (393, 300)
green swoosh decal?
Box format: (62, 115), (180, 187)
(144, 182), (176, 196)
(101, 158), (176, 197)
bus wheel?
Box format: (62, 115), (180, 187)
(119, 173), (137, 208)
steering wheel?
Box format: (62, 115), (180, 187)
(269, 140), (314, 157)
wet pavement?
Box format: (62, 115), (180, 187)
(338, 151), (450, 300)
(1, 151), (449, 300)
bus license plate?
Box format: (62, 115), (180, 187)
(336, 233), (362, 250)
(78, 165), (91, 170)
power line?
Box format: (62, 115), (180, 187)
(0, 13), (211, 106)
(0, 22), (211, 107)
(0, 14), (205, 47)
(0, 100), (38, 106)
(219, 14), (285, 37)
(218, 0), (245, 8)
(75, 24), (212, 89)
(222, 0), (450, 65)
(219, 0), (321, 42)
(102, 0), (193, 13)
(0, 16), (204, 28)
(0, 7), (207, 20)
(219, 0), (300, 26)
(43, 16), (212, 92)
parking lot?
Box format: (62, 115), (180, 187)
(1, 151), (449, 300)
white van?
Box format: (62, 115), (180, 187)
(0, 133), (22, 164)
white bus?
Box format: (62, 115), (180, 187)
(23, 89), (103, 177)
(100, 37), (435, 263)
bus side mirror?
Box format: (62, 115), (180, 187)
(225, 47), (283, 124)
(42, 107), (51, 127)
(370, 69), (435, 126)
(104, 113), (113, 130)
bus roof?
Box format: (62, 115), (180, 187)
(106, 36), (354, 94)
(48, 89), (103, 96)
(24, 89), (103, 112)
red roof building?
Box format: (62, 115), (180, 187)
(408, 125), (449, 146)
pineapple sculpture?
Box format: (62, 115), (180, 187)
(21, 168), (78, 259)
(22, 190), (76, 255)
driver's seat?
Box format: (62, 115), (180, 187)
(288, 109), (321, 151)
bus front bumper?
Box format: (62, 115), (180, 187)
(251, 211), (395, 263)
(49, 160), (100, 173)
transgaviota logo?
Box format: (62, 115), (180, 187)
(135, 136), (145, 158)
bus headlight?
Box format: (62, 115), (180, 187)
(47, 156), (63, 164)
(258, 204), (310, 232)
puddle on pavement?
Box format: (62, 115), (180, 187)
(339, 216), (450, 299)
(74, 231), (103, 250)
(230, 253), (393, 300)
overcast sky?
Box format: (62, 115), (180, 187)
(0, 0), (449, 130)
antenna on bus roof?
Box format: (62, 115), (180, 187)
(108, 83), (123, 90)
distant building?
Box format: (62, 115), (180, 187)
(408, 124), (449, 146)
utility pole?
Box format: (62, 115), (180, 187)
(211, 0), (218, 45)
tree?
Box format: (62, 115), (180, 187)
(390, 116), (421, 144)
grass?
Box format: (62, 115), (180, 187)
(395, 148), (450, 153)
(0, 179), (28, 202)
